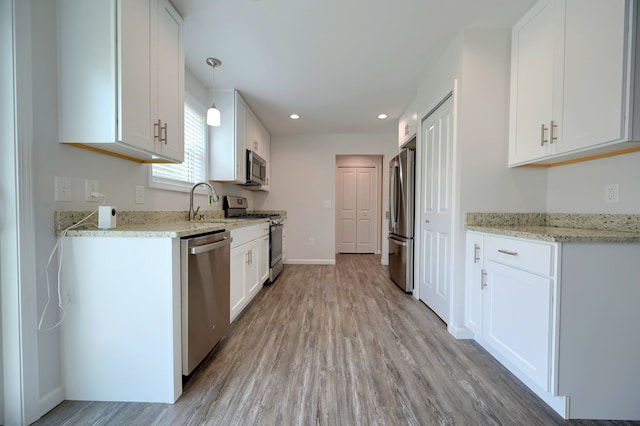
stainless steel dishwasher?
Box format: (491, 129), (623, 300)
(181, 230), (231, 375)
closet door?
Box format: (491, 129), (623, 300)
(336, 166), (378, 253)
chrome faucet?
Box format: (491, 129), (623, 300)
(189, 182), (219, 221)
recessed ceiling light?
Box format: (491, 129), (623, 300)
(377, 113), (388, 119)
(290, 114), (300, 120)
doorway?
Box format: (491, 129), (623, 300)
(335, 155), (382, 254)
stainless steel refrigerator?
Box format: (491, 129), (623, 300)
(388, 148), (415, 292)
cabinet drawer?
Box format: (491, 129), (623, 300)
(230, 223), (269, 248)
(485, 235), (554, 276)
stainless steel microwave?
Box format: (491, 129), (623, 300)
(245, 149), (266, 186)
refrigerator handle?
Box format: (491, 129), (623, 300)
(390, 161), (399, 229)
(387, 235), (408, 247)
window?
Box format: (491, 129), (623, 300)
(151, 95), (207, 191)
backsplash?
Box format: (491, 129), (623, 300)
(54, 210), (224, 233)
(465, 212), (640, 233)
(54, 209), (287, 233)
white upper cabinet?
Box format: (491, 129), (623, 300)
(58, 0), (185, 163)
(509, 0), (637, 166)
(398, 98), (417, 147)
(210, 90), (271, 189)
(245, 108), (271, 190)
(210, 90), (247, 183)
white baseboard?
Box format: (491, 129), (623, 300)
(284, 259), (336, 265)
(39, 385), (64, 418)
(448, 324), (473, 339)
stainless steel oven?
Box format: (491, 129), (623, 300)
(269, 221), (284, 282)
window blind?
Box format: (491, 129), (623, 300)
(152, 98), (207, 185)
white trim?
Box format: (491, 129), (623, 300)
(2, 0), (41, 424)
(284, 259), (336, 265)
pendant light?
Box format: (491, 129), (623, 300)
(206, 57), (222, 127)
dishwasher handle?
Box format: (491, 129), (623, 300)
(189, 237), (232, 255)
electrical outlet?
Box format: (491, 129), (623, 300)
(135, 185), (145, 204)
(308, 238), (315, 246)
(85, 179), (99, 202)
(54, 176), (72, 202)
(605, 184), (619, 203)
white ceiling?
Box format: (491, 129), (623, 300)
(171, 0), (536, 136)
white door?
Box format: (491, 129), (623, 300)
(337, 167), (357, 253)
(419, 96), (454, 323)
(336, 163), (379, 254)
(356, 167), (377, 253)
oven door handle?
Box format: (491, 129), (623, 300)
(189, 237), (232, 255)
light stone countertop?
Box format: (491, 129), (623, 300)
(54, 210), (285, 238)
(465, 213), (640, 243)
(63, 218), (270, 238)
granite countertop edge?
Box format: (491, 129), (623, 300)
(465, 224), (640, 243)
(63, 218), (271, 238)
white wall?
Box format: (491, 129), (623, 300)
(546, 151), (640, 213)
(29, 0), (255, 416)
(414, 29), (547, 336)
(256, 133), (398, 264)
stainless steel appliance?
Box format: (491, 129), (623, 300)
(223, 195), (284, 283)
(181, 230), (231, 375)
(388, 147), (415, 292)
(245, 149), (266, 186)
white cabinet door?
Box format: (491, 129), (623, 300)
(210, 90), (247, 183)
(508, 0), (560, 165)
(464, 232), (484, 336)
(559, 0), (629, 154)
(258, 235), (270, 286)
(229, 223), (269, 321)
(230, 244), (248, 322)
(154, 0), (184, 162)
(244, 240), (261, 300)
(119, 0), (154, 153)
(483, 260), (554, 392)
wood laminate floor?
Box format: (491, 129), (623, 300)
(35, 254), (638, 426)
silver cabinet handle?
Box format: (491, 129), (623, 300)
(154, 119), (161, 141)
(550, 120), (557, 144)
(498, 249), (518, 256)
(161, 122), (168, 145)
(540, 123), (548, 146)
(481, 269), (487, 289)
(474, 244), (480, 263)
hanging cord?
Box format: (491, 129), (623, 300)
(38, 194), (108, 331)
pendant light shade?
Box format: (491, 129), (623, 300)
(206, 57), (222, 127)
(207, 104), (221, 126)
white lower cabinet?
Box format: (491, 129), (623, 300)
(483, 260), (554, 392)
(61, 237), (182, 403)
(466, 231), (640, 420)
(230, 223), (270, 321)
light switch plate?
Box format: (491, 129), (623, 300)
(55, 176), (72, 202)
(85, 179), (99, 202)
(135, 185), (145, 204)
